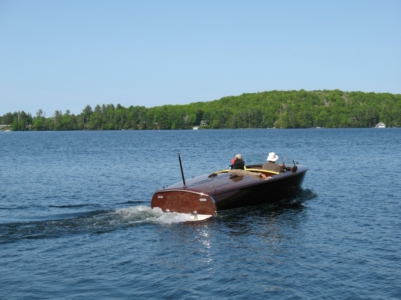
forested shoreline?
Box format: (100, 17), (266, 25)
(1, 89), (400, 130)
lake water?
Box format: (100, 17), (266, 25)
(0, 129), (400, 299)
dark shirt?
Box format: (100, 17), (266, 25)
(262, 161), (284, 173)
(232, 158), (245, 170)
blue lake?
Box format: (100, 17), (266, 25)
(0, 129), (400, 299)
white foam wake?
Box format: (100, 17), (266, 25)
(113, 205), (197, 224)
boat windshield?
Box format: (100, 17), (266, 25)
(244, 153), (300, 168)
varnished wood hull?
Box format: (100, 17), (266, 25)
(151, 165), (307, 218)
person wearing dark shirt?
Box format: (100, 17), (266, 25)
(232, 154), (245, 170)
(262, 152), (285, 173)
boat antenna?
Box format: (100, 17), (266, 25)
(292, 160), (298, 173)
(178, 153), (187, 188)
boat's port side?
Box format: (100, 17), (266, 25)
(151, 190), (217, 216)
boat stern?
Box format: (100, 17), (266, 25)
(151, 189), (217, 219)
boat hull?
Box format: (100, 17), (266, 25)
(151, 165), (307, 218)
(212, 169), (306, 211)
(151, 190), (216, 216)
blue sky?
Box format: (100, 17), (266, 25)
(1, 0), (400, 116)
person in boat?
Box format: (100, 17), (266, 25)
(231, 154), (245, 170)
(262, 152), (285, 173)
(229, 157), (235, 169)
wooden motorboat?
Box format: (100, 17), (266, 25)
(151, 155), (307, 220)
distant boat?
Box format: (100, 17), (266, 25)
(193, 126), (199, 130)
(375, 122), (386, 128)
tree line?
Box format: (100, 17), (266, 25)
(1, 89), (400, 130)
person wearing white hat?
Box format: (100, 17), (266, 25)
(262, 152), (285, 173)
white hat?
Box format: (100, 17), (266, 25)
(235, 154), (242, 159)
(267, 152), (278, 162)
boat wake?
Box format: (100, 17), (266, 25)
(113, 206), (200, 224)
(0, 206), (194, 244)
(280, 188), (317, 206)
(0, 189), (317, 244)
